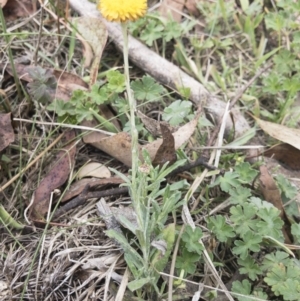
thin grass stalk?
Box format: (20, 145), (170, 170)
(0, 7), (22, 100)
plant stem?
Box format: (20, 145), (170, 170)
(121, 24), (148, 250)
(121, 23), (139, 198)
(89, 107), (119, 133)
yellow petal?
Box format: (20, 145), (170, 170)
(98, 0), (147, 22)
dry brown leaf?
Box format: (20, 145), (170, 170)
(85, 131), (138, 167)
(5, 64), (32, 82)
(259, 165), (292, 244)
(81, 119), (108, 144)
(137, 110), (162, 137)
(5, 64), (89, 101)
(3, 0), (36, 20)
(52, 69), (89, 99)
(144, 110), (200, 161)
(159, 0), (185, 22)
(83, 110), (200, 167)
(152, 124), (177, 167)
(30, 130), (77, 219)
(137, 110), (178, 137)
(74, 17), (107, 79)
(255, 117), (300, 150)
(77, 162), (111, 179)
(6, 64), (88, 89)
(0, 113), (14, 151)
(263, 143), (300, 170)
(185, 0), (200, 17)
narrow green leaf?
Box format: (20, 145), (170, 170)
(128, 277), (153, 292)
(0, 206), (24, 230)
(106, 229), (144, 269)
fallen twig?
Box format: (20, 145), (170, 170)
(52, 186), (128, 220)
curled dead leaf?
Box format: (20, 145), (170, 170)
(137, 110), (178, 137)
(83, 109), (201, 167)
(5, 64), (89, 102)
(84, 131), (137, 167)
(144, 110), (200, 161)
(262, 143), (300, 171)
(259, 165), (293, 244)
(254, 117), (300, 151)
(77, 162), (111, 179)
(152, 123), (177, 167)
(3, 0), (36, 20)
(30, 130), (77, 219)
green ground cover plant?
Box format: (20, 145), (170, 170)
(1, 0), (300, 300)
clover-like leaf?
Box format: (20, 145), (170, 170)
(163, 20), (183, 42)
(27, 67), (57, 103)
(131, 76), (165, 102)
(232, 279), (256, 301)
(262, 251), (290, 271)
(256, 207), (284, 240)
(232, 231), (262, 259)
(230, 203), (259, 236)
(235, 162), (259, 184)
(275, 174), (298, 200)
(88, 84), (109, 105)
(175, 247), (201, 275)
(212, 171), (240, 193)
(263, 262), (300, 299)
(229, 187), (252, 205)
(207, 215), (235, 242)
(106, 70), (126, 93)
(140, 19), (164, 46)
(181, 225), (203, 255)
(238, 257), (263, 280)
(279, 279), (300, 301)
(162, 99), (193, 126)
(47, 100), (76, 117)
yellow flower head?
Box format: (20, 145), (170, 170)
(98, 0), (147, 22)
